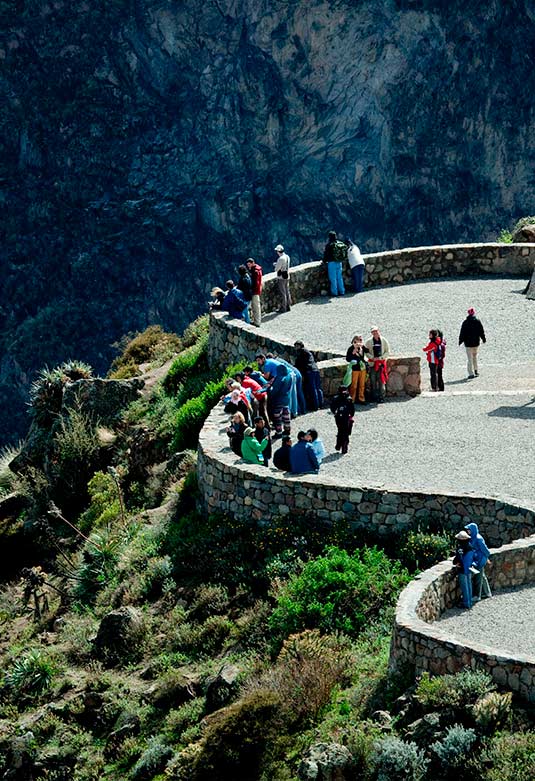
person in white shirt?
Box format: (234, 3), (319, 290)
(347, 239), (365, 293)
(273, 243), (292, 312)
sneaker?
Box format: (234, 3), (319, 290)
(468, 374), (475, 379)
(474, 370), (479, 376)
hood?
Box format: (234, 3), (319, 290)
(465, 522), (479, 537)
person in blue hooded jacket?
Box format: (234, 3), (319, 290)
(465, 522), (492, 601)
(268, 363), (292, 437)
(221, 280), (248, 320)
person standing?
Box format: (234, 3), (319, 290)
(453, 530), (475, 609)
(365, 326), (390, 403)
(293, 340), (324, 411)
(464, 522), (492, 602)
(236, 265), (252, 324)
(422, 329), (444, 392)
(347, 239), (365, 293)
(330, 385), (355, 454)
(274, 244), (292, 313)
(322, 230), (346, 297)
(345, 335), (369, 404)
(246, 257), (263, 326)
(458, 307), (486, 378)
(267, 363), (292, 438)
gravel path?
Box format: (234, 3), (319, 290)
(436, 585), (535, 659)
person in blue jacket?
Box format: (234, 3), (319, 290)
(221, 280), (248, 320)
(453, 530), (475, 609)
(290, 431), (319, 474)
(268, 363), (292, 437)
(465, 522), (492, 601)
(256, 353), (302, 417)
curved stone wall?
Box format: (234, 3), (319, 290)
(390, 536), (535, 701)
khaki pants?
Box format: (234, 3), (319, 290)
(466, 346), (479, 376)
(349, 369), (367, 403)
(251, 294), (261, 326)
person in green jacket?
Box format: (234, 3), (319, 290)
(241, 427), (269, 464)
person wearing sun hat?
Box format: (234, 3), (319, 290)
(458, 307), (486, 378)
(240, 426), (269, 465)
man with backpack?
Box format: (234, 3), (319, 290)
(322, 230), (347, 297)
(458, 307), (486, 378)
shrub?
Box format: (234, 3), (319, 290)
(59, 612), (99, 664)
(30, 362), (93, 424)
(182, 315), (209, 349)
(109, 325), (182, 378)
(174, 615), (235, 658)
(0, 442), (20, 494)
(473, 691), (512, 732)
(164, 698), (206, 744)
(498, 229), (513, 243)
(131, 736), (173, 781)
(269, 546), (410, 642)
(188, 584), (230, 622)
(512, 215), (535, 233)
(78, 471), (122, 533)
(415, 670), (495, 711)
(164, 334), (209, 396)
(3, 649), (56, 700)
(371, 737), (428, 781)
(53, 405), (100, 468)
(482, 731), (535, 781)
(72, 527), (124, 605)
(431, 724), (477, 770)
(398, 530), (452, 572)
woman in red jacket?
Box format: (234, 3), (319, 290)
(422, 329), (445, 392)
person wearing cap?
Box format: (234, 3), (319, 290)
(365, 327), (390, 403)
(458, 307), (486, 378)
(274, 244), (292, 313)
(322, 230), (346, 297)
(246, 258), (263, 326)
(241, 426), (269, 465)
(273, 434), (293, 471)
(346, 239), (365, 293)
(465, 522), (492, 602)
(453, 530), (476, 609)
(330, 384), (355, 454)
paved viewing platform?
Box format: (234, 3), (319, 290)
(258, 276), (535, 507)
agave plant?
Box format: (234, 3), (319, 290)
(60, 360), (93, 382)
(29, 366), (66, 423)
(0, 442), (21, 494)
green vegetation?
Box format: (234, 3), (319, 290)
(0, 314), (534, 780)
(498, 215), (535, 242)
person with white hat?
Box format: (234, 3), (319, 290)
(273, 243), (292, 313)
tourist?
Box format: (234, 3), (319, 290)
(246, 258), (263, 327)
(453, 530), (475, 609)
(236, 265), (252, 324)
(465, 522), (492, 602)
(365, 326), (390, 403)
(274, 243), (292, 313)
(235, 370), (269, 422)
(253, 415), (272, 467)
(330, 385), (355, 454)
(345, 334), (369, 404)
(243, 365), (268, 387)
(322, 230), (346, 297)
(306, 428), (325, 464)
(293, 340), (324, 411)
(273, 434), (292, 471)
(347, 239), (365, 293)
(422, 329), (445, 392)
(458, 307), (486, 378)
(220, 280), (249, 321)
(271, 353), (306, 415)
(226, 412), (247, 456)
(209, 287), (226, 310)
(241, 426), (269, 465)
(290, 431), (320, 474)
(223, 388), (251, 423)
(267, 363), (292, 438)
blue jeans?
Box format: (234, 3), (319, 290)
(328, 262), (345, 296)
(458, 573), (473, 608)
(304, 371), (323, 410)
(351, 265), (365, 293)
(242, 306), (250, 324)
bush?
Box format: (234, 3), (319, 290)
(181, 315), (209, 349)
(482, 731), (535, 781)
(164, 334), (209, 396)
(53, 405), (100, 468)
(72, 527), (124, 605)
(164, 698), (206, 744)
(30, 362), (93, 424)
(498, 229), (513, 243)
(398, 530), (452, 572)
(431, 724), (477, 770)
(0, 442), (20, 494)
(371, 737), (428, 781)
(131, 736), (173, 781)
(174, 615), (235, 658)
(415, 670), (495, 712)
(109, 325), (182, 378)
(473, 691), (512, 732)
(3, 649), (56, 700)
(78, 471), (123, 533)
(269, 546), (410, 642)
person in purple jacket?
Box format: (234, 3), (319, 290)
(465, 522), (492, 601)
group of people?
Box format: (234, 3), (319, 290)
(453, 524), (492, 609)
(209, 258), (264, 327)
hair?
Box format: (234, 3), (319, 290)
(338, 384), (348, 392)
(238, 264), (247, 275)
(243, 365), (253, 374)
(211, 286), (225, 297)
(307, 428), (318, 441)
(234, 371), (245, 381)
(266, 352), (276, 359)
(229, 381), (241, 389)
(297, 431), (307, 441)
(294, 340), (304, 349)
(225, 279), (234, 289)
(255, 353), (266, 361)
(253, 416), (265, 424)
(246, 257), (255, 264)
(437, 329), (444, 339)
(429, 329), (438, 340)
(281, 434), (292, 443)
(232, 412), (246, 425)
(352, 335), (362, 342)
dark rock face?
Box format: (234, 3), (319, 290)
(2, 0), (535, 442)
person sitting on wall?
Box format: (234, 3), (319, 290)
(241, 426), (269, 465)
(253, 415), (272, 467)
(223, 389), (251, 424)
(220, 280), (249, 321)
(453, 530), (476, 610)
(226, 411), (247, 456)
(306, 428), (325, 465)
(208, 287), (226, 310)
(290, 431), (320, 474)
(235, 370), (269, 422)
(464, 522), (492, 603)
(273, 434), (293, 471)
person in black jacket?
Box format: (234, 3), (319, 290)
(293, 340), (324, 411)
(273, 434), (292, 471)
(458, 307), (486, 378)
(330, 385), (355, 454)
(236, 266), (252, 324)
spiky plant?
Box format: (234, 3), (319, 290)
(60, 360), (93, 382)
(0, 442), (21, 494)
(473, 691), (513, 731)
(3, 649), (55, 698)
(29, 366), (66, 423)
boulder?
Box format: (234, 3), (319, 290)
(298, 743), (354, 781)
(93, 606), (145, 666)
(512, 223), (535, 243)
(205, 663), (242, 714)
(145, 671), (201, 709)
(62, 377), (144, 426)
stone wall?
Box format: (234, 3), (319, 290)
(259, 243), (535, 315)
(198, 405), (535, 549)
(390, 535), (535, 701)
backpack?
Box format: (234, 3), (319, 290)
(435, 334), (446, 362)
(332, 241), (348, 263)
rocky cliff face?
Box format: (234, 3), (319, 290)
(2, 0), (535, 441)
